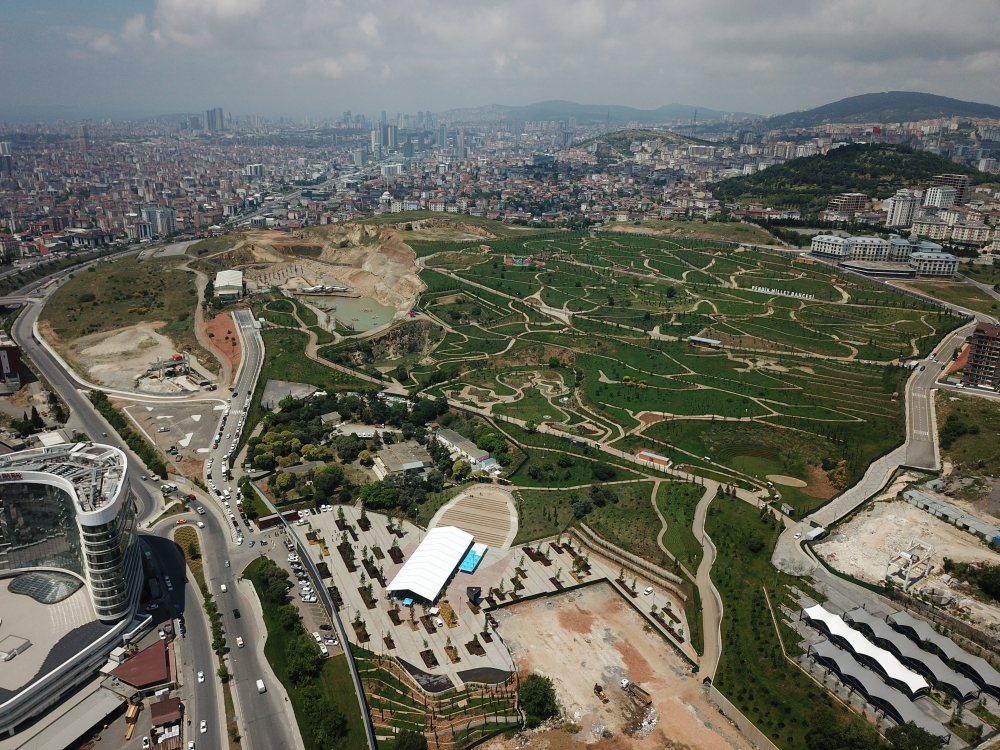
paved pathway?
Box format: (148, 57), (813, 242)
(691, 482), (723, 681)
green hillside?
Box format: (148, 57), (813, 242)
(763, 91), (1000, 130)
(712, 144), (988, 217)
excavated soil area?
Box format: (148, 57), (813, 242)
(495, 583), (751, 749)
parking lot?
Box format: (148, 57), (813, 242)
(265, 530), (342, 656)
(124, 401), (222, 460)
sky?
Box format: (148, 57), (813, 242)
(1, 0), (998, 122)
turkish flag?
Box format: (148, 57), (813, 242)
(872, 126), (882, 134)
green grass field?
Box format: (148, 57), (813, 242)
(41, 255), (204, 360)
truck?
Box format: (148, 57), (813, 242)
(594, 684), (608, 703)
(256, 679), (266, 694)
(626, 682), (652, 705)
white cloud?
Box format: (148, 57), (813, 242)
(21, 0), (1000, 117)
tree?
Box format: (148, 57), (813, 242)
(360, 481), (396, 509)
(805, 705), (880, 750)
(452, 459), (470, 481)
(187, 541), (200, 560)
(548, 356), (561, 369)
(358, 450), (373, 466)
(217, 664), (229, 681)
(518, 674), (558, 728)
(394, 729), (428, 750)
(884, 722), (943, 750)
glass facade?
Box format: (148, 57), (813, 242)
(80, 486), (140, 620)
(0, 478), (140, 621)
(0, 481), (83, 575)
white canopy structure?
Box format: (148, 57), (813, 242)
(386, 526), (474, 602)
(803, 604), (929, 697)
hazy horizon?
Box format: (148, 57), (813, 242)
(1, 0), (999, 122)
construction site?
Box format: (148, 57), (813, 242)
(63, 322), (217, 393)
(815, 490), (1000, 631)
(493, 584), (752, 750)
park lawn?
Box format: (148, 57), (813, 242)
(492, 386), (568, 424)
(907, 281), (1000, 316)
(513, 487), (583, 544)
(244, 559), (367, 750)
(510, 449), (643, 489)
(655, 482), (705, 572)
(41, 255), (205, 363)
(574, 481), (669, 566)
(603, 221), (777, 244)
(187, 234), (245, 256)
(708, 495), (838, 750)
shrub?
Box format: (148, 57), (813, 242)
(518, 673), (558, 728)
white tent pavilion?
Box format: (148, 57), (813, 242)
(386, 526), (474, 602)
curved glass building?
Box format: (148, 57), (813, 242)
(0, 442), (143, 737)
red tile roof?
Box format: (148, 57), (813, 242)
(110, 640), (170, 689)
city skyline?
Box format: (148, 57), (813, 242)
(1, 0), (999, 122)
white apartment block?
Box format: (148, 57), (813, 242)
(910, 251), (959, 277)
(883, 189), (919, 228)
(923, 186), (957, 209)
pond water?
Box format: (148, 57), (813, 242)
(297, 294), (397, 332)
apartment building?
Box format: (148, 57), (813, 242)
(963, 322), (1000, 389)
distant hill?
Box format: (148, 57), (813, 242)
(576, 129), (708, 156)
(440, 100), (760, 126)
(763, 91), (1000, 130)
(712, 143), (988, 217)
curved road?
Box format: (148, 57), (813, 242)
(11, 277), (300, 748)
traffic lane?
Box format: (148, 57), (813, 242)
(146, 526), (224, 750)
(226, 554), (302, 750)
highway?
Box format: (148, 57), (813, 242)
(191, 308), (303, 750)
(9, 268), (300, 747)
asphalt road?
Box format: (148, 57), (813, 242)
(10, 296), (163, 523)
(146, 531), (223, 750)
(195, 308), (302, 750)
(11, 270), (298, 747)
(904, 320), (978, 470)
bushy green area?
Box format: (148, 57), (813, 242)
(42, 255), (203, 358)
(708, 496), (833, 749)
(245, 558), (366, 750)
(713, 143), (988, 217)
(656, 482), (705, 570)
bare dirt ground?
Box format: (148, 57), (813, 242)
(239, 225), (425, 311)
(818, 497), (1000, 582)
(202, 312), (242, 386)
(67, 322), (177, 390)
(496, 584), (751, 750)
(817, 497), (1000, 629)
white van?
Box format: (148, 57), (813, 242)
(256, 679), (266, 694)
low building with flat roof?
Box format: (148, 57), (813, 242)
(373, 442), (432, 479)
(436, 429), (488, 464)
(214, 269), (244, 299)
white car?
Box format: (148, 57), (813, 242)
(197, 670), (204, 683)
(189, 742), (195, 750)
(142, 737), (151, 750)
(643, 587), (653, 596)
(794, 532), (802, 540)
(312, 632), (322, 643)
(200, 720), (207, 733)
(303, 595), (317, 603)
